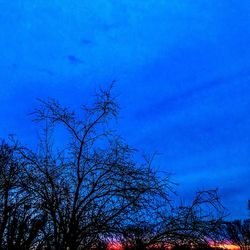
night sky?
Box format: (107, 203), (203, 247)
(0, 1), (249, 219)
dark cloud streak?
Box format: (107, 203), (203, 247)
(136, 69), (250, 120)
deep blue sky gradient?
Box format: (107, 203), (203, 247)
(0, 0), (250, 218)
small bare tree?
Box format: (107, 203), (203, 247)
(223, 219), (250, 250)
(125, 190), (225, 249)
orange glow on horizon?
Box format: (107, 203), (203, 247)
(107, 242), (123, 250)
(211, 243), (240, 250)
(107, 241), (241, 250)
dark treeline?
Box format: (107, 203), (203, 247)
(0, 87), (249, 250)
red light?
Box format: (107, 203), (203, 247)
(107, 241), (123, 250)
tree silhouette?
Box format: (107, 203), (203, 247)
(0, 86), (230, 250)
(223, 219), (250, 250)
(17, 86), (172, 250)
(119, 190), (225, 250)
(0, 141), (46, 250)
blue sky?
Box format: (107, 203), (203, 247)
(0, 0), (249, 218)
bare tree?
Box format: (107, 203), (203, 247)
(0, 141), (46, 250)
(0, 141), (19, 248)
(122, 190), (225, 249)
(18, 86), (172, 250)
(223, 219), (250, 250)
(0, 86), (229, 250)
